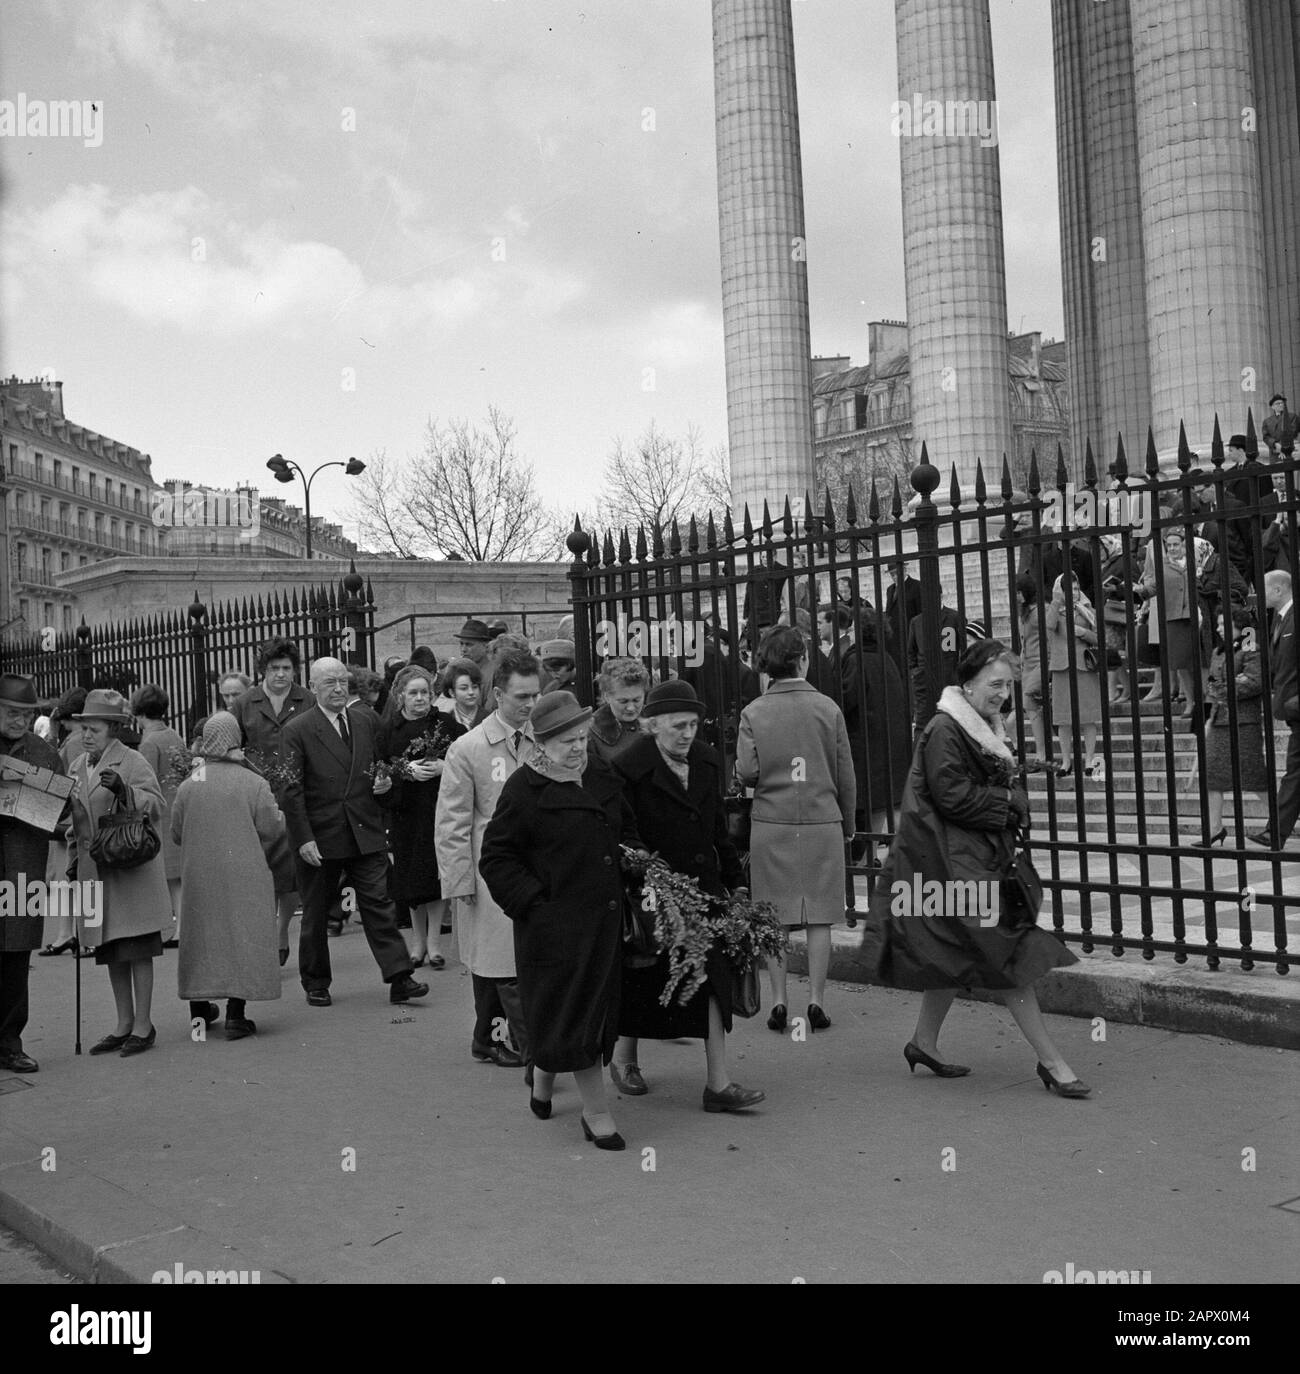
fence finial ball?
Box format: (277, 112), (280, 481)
(566, 525), (592, 557)
(342, 568), (364, 596)
(188, 592), (207, 625)
(75, 619), (91, 645)
(910, 446), (941, 500)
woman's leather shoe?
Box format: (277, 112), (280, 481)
(1036, 1062), (1091, 1097)
(88, 1032), (130, 1055)
(581, 1116), (625, 1150)
(38, 939), (76, 957)
(702, 1083), (765, 1113)
(807, 1003), (831, 1031)
(278, 947), (289, 967)
(903, 1041), (971, 1077)
(766, 1003), (788, 1032)
(119, 1027), (157, 1057)
(609, 1062), (648, 1095)
(529, 1094), (552, 1120)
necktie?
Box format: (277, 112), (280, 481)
(512, 730), (522, 755)
(337, 713), (351, 747)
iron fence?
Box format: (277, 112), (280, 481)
(568, 415), (1298, 974)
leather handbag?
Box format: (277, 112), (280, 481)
(621, 881), (660, 968)
(89, 788), (161, 871)
(730, 960), (761, 1018)
(724, 792), (752, 851)
(1000, 827), (1043, 928)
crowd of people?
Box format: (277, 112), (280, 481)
(0, 527), (1295, 1139)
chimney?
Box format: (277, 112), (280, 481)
(868, 320), (908, 373)
(1, 376), (65, 418)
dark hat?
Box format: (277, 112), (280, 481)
(1269, 393), (1287, 406)
(530, 689), (592, 741)
(71, 688), (133, 723)
(642, 680), (705, 718)
(408, 646), (438, 672)
(485, 618), (508, 638)
(1228, 434), (1249, 449)
(0, 674), (39, 710)
(539, 638), (575, 661)
(455, 618), (493, 643)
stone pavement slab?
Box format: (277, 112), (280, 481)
(1, 930), (1295, 1284)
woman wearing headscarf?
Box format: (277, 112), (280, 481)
(376, 665), (466, 968)
(479, 691), (644, 1150)
(172, 713), (286, 1039)
(861, 641), (1089, 1097)
(1043, 573), (1103, 777)
(67, 689), (173, 1057)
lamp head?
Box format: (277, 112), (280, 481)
(345, 457), (365, 476)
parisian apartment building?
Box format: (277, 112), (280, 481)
(0, 376), (356, 638)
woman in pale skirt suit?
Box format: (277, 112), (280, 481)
(735, 626), (856, 1031)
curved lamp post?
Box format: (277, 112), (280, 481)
(265, 454), (365, 559)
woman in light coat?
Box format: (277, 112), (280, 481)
(67, 689), (173, 1058)
(172, 713), (286, 1039)
(1043, 573), (1103, 777)
(735, 626), (855, 1031)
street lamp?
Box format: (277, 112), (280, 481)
(265, 454), (365, 560)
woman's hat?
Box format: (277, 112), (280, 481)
(195, 711), (242, 759)
(642, 680), (705, 718)
(530, 690), (592, 741)
(539, 639), (575, 661)
(455, 618), (493, 643)
(71, 688), (134, 723)
(0, 674), (39, 710)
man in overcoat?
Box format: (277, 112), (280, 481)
(280, 657), (425, 1006)
(434, 648), (541, 1067)
(1251, 571), (1300, 848)
(0, 675), (65, 1073)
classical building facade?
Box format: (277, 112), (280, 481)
(812, 322), (1069, 507)
(156, 481), (356, 560)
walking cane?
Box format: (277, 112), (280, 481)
(74, 930), (82, 1055)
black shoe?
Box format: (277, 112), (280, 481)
(389, 975), (429, 1004)
(1190, 829), (1227, 849)
(327, 921), (343, 937)
(190, 1001), (220, 1026)
(808, 1003), (831, 1031)
(903, 1041), (971, 1077)
(38, 939), (75, 957)
(306, 989), (332, 1007)
(225, 1016), (257, 1041)
(88, 1032), (130, 1055)
(0, 1049), (38, 1073)
(766, 1003), (787, 1032)
(529, 1094), (552, 1120)
(1035, 1062), (1092, 1098)
(1247, 830), (1276, 849)
(581, 1115), (626, 1150)
(472, 1043), (523, 1068)
(119, 1027), (157, 1057)
(162, 938), (179, 949)
(278, 947), (289, 967)
(702, 1083), (765, 1113)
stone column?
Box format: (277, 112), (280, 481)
(1131, 0), (1268, 457)
(712, 0), (815, 520)
(895, 0), (1012, 490)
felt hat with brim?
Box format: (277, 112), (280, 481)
(71, 688), (134, 723)
(531, 690), (592, 741)
(642, 681), (705, 717)
(540, 639), (575, 661)
(455, 618), (493, 643)
(0, 674), (39, 710)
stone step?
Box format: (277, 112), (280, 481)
(1025, 772), (1277, 791)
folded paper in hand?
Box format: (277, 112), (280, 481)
(0, 755), (74, 832)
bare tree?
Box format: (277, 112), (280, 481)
(350, 407), (558, 561)
(596, 421), (732, 537)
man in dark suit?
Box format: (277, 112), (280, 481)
(884, 561), (922, 673)
(1250, 571), (1299, 848)
(281, 656), (427, 1006)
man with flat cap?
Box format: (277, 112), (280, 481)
(280, 656), (427, 1006)
(0, 674), (66, 1073)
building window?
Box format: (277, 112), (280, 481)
(79, 556), (88, 567)
(7, 444), (15, 466)
(854, 394), (869, 430)
(60, 552), (70, 572)
(34, 452), (43, 478)
(43, 602), (53, 625)
(62, 604), (73, 632)
(105, 479), (114, 504)
(19, 598), (29, 624)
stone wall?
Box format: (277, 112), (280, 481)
(57, 556), (576, 666)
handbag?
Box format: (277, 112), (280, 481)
(1082, 645), (1100, 672)
(621, 880), (660, 968)
(1000, 827), (1043, 928)
(730, 960), (760, 1018)
(88, 787), (161, 871)
(724, 792), (752, 851)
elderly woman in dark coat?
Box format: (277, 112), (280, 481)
(735, 627), (855, 1032)
(172, 713), (286, 1040)
(376, 666), (466, 967)
(860, 641), (1089, 1097)
(841, 610), (911, 858)
(229, 637), (314, 964)
(67, 689), (173, 1058)
(480, 691), (644, 1150)
(132, 684), (187, 945)
(586, 657), (649, 769)
(612, 681), (765, 1113)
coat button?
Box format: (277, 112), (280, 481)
(607, 899), (618, 910)
(603, 855), (612, 865)
(694, 853), (706, 865)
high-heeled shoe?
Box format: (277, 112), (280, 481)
(580, 1115), (625, 1150)
(767, 1003), (787, 1032)
(807, 1003), (831, 1031)
(1035, 1062), (1091, 1097)
(38, 938), (76, 957)
(903, 1041), (971, 1078)
(1190, 829), (1227, 849)
(529, 1094), (552, 1120)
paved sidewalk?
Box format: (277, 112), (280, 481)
(1, 929), (1295, 1284)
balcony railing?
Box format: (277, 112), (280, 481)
(4, 460), (152, 515)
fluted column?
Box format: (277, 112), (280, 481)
(1131, 0), (1268, 456)
(712, 0), (815, 519)
(896, 0), (1011, 489)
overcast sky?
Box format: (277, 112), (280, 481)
(1, 0), (1061, 543)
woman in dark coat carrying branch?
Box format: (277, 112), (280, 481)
(861, 641), (1090, 1097)
(613, 681), (765, 1114)
(479, 691), (644, 1151)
